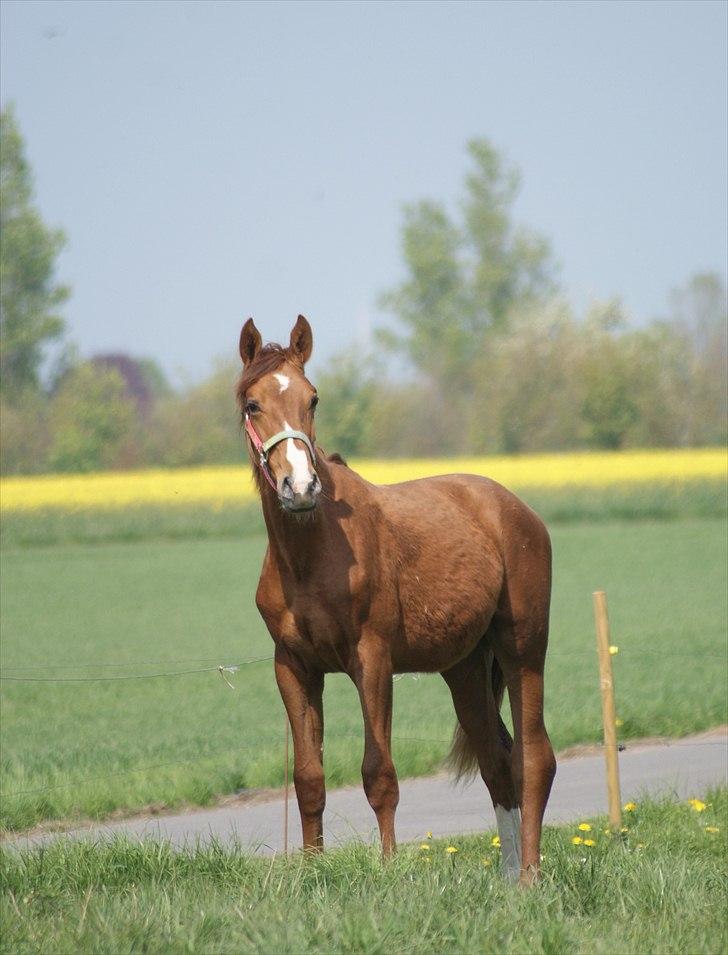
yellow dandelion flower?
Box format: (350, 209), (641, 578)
(445, 846), (458, 854)
(688, 798), (707, 812)
(583, 839), (596, 847)
(620, 827), (629, 833)
(705, 826), (720, 834)
(623, 802), (637, 812)
(419, 843), (430, 850)
(615, 718), (624, 727)
(482, 858), (492, 866)
(426, 831), (432, 839)
(491, 836), (501, 848)
(571, 836), (583, 845)
(609, 646), (619, 655)
(602, 829), (612, 836)
(578, 823), (592, 832)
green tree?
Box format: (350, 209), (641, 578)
(667, 272), (727, 445)
(380, 138), (557, 392)
(468, 300), (586, 454)
(148, 361), (242, 467)
(0, 105), (69, 400)
(578, 301), (639, 450)
(315, 348), (379, 457)
(0, 393), (51, 473)
(49, 364), (135, 472)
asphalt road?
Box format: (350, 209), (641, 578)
(9, 729), (726, 854)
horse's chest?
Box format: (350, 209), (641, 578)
(258, 578), (354, 671)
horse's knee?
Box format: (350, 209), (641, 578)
(361, 755), (399, 813)
(294, 764), (325, 819)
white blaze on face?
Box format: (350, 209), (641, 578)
(495, 805), (522, 882)
(273, 373), (290, 393)
(283, 420), (313, 494)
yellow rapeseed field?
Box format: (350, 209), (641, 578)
(1, 448), (724, 513)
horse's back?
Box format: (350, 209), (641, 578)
(376, 471), (548, 552)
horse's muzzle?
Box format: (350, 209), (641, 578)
(279, 472), (321, 512)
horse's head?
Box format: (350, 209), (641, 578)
(237, 315), (321, 512)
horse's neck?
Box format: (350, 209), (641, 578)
(259, 456), (338, 580)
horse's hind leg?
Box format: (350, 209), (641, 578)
(490, 512), (556, 884)
(493, 622), (556, 885)
(442, 644), (521, 880)
(501, 658), (555, 884)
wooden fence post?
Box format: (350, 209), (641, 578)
(593, 591), (622, 830)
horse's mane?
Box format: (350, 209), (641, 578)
(235, 343), (298, 409)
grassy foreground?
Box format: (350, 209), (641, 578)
(2, 791), (726, 955)
(1, 518), (726, 833)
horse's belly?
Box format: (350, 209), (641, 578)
(388, 553), (502, 672)
(392, 602), (494, 672)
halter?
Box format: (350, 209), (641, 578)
(244, 414), (317, 491)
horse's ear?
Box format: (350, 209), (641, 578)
(289, 315), (313, 366)
(239, 318), (262, 367)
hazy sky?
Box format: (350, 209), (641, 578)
(2, 0), (726, 383)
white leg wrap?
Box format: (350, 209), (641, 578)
(495, 805), (522, 882)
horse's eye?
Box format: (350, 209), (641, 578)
(245, 400), (260, 415)
(310, 395), (319, 412)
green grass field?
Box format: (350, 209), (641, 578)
(2, 790), (726, 955)
(1, 517), (725, 833)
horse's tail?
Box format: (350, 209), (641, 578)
(445, 642), (512, 781)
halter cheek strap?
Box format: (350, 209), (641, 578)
(244, 415), (317, 491)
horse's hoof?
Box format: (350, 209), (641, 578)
(518, 864), (540, 887)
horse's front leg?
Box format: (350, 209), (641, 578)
(274, 647), (325, 851)
(352, 635), (399, 856)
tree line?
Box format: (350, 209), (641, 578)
(1, 108), (725, 474)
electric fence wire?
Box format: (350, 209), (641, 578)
(1, 645), (725, 683)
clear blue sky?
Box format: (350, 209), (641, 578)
(2, 0), (726, 383)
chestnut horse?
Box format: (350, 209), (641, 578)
(237, 316), (555, 884)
